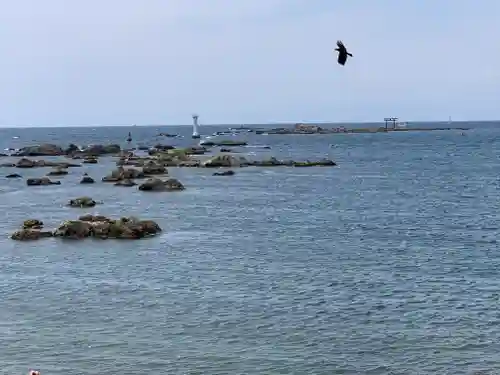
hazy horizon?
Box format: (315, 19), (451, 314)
(1, 0), (499, 127)
(0, 119), (496, 130)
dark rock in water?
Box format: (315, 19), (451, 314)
(0, 153), (8, 157)
(13, 144), (64, 156)
(47, 167), (69, 176)
(23, 219), (44, 229)
(15, 157), (80, 169)
(68, 196), (98, 208)
(213, 170), (235, 176)
(138, 177), (185, 191)
(142, 162), (167, 175)
(82, 144), (121, 156)
(292, 158), (337, 167)
(219, 148), (232, 153)
(203, 154), (249, 168)
(102, 166), (145, 182)
(248, 157), (337, 167)
(26, 177), (61, 186)
(79, 214), (112, 222)
(114, 179), (136, 187)
(83, 156), (98, 164)
(148, 144), (176, 156)
(10, 229), (53, 241)
(201, 140), (247, 147)
(65, 143), (80, 155)
(80, 173), (95, 184)
(52, 216), (162, 240)
(6, 173), (21, 178)
(154, 144), (175, 151)
(16, 158), (36, 168)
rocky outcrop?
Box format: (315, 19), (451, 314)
(81, 144), (121, 156)
(249, 157), (336, 167)
(102, 167), (145, 182)
(80, 173), (95, 184)
(11, 228), (53, 241)
(202, 154), (249, 168)
(10, 219), (53, 241)
(200, 140), (247, 147)
(138, 178), (185, 191)
(213, 170), (235, 176)
(64, 144), (80, 155)
(26, 177), (61, 186)
(11, 215), (162, 241)
(23, 219), (44, 229)
(68, 196), (98, 208)
(14, 158), (80, 169)
(147, 144), (176, 155)
(142, 161), (167, 175)
(13, 144), (64, 156)
(52, 215), (162, 240)
(47, 167), (68, 176)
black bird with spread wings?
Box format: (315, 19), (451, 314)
(335, 40), (352, 66)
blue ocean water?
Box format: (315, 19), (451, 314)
(0, 122), (500, 374)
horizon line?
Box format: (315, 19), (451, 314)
(0, 119), (496, 129)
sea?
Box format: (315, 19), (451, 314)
(1, 121), (500, 375)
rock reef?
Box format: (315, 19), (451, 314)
(11, 215), (162, 241)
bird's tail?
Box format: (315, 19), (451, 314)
(347, 53), (353, 57)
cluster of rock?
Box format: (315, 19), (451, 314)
(101, 166), (184, 190)
(11, 215), (162, 241)
(10, 143), (121, 157)
(200, 155), (337, 168)
(0, 157), (80, 168)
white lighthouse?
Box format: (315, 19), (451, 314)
(192, 114), (200, 139)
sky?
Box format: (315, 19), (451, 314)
(0, 0), (499, 127)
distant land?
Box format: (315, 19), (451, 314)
(0, 119), (499, 129)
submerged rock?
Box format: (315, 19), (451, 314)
(114, 179), (137, 187)
(248, 157), (337, 167)
(26, 177), (61, 186)
(200, 140), (247, 147)
(213, 170), (235, 176)
(47, 167), (69, 176)
(6, 173), (22, 178)
(83, 156), (98, 164)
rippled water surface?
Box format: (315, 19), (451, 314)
(1, 123), (500, 374)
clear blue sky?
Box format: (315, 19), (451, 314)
(0, 0), (499, 127)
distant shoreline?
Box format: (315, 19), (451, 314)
(0, 120), (496, 129)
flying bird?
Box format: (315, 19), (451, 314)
(335, 40), (352, 66)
